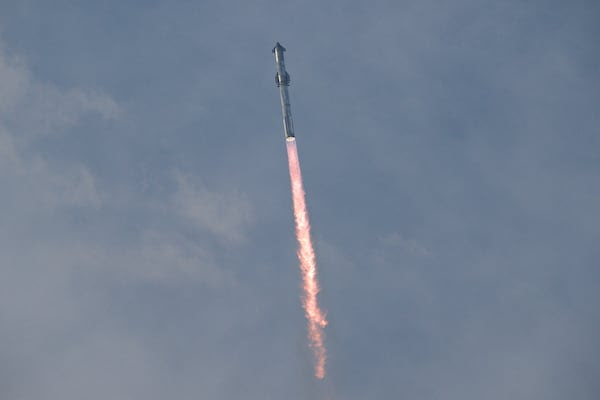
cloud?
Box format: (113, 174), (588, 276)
(0, 45), (28, 110)
(0, 38), (243, 285)
(381, 232), (432, 257)
(173, 172), (254, 244)
(0, 45), (118, 140)
(0, 36), (251, 287)
(0, 37), (245, 400)
(0, 151), (103, 209)
(95, 230), (235, 286)
(0, 1), (598, 398)
(0, 40), (116, 211)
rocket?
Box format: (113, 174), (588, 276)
(273, 42), (295, 141)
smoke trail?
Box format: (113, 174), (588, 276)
(286, 138), (328, 379)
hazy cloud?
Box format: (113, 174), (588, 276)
(0, 45), (118, 140)
(0, 1), (598, 399)
(173, 172), (254, 244)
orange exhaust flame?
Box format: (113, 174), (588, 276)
(286, 138), (327, 379)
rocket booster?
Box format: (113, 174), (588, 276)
(273, 42), (295, 141)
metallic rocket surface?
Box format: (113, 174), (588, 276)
(273, 42), (295, 141)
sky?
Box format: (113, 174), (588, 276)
(0, 0), (599, 399)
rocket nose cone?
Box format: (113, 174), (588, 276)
(273, 42), (286, 53)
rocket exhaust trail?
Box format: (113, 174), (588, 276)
(273, 42), (327, 379)
(286, 138), (328, 379)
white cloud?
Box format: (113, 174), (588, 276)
(0, 38), (243, 288)
(104, 230), (235, 286)
(0, 46), (118, 140)
(381, 232), (432, 257)
(0, 39), (247, 288)
(0, 46), (29, 111)
(0, 40), (116, 211)
(0, 149), (103, 209)
(173, 172), (254, 244)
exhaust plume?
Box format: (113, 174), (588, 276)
(286, 138), (328, 379)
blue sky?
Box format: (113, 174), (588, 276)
(0, 1), (599, 399)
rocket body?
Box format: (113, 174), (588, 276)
(272, 42), (328, 379)
(273, 42), (295, 141)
